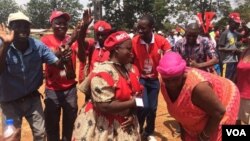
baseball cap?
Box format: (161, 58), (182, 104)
(7, 11), (31, 26)
(229, 12), (241, 23)
(49, 10), (70, 23)
(104, 31), (130, 51)
(93, 20), (112, 33)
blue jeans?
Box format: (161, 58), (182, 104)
(137, 78), (160, 136)
(1, 91), (46, 141)
(44, 86), (78, 141)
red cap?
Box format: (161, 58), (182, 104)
(229, 12), (241, 23)
(104, 31), (130, 51)
(93, 20), (112, 33)
(49, 10), (70, 23)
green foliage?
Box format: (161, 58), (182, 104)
(51, 0), (83, 27)
(26, 0), (51, 28)
(153, 0), (168, 30)
(163, 21), (175, 33)
(99, 0), (233, 31)
(101, 0), (167, 30)
(215, 0), (250, 31)
(234, 0), (250, 23)
(25, 0), (83, 28)
(166, 0), (232, 24)
(0, 0), (19, 23)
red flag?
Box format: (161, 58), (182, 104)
(205, 12), (216, 33)
(197, 12), (206, 33)
(197, 12), (203, 25)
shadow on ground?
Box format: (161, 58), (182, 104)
(154, 131), (169, 141)
(163, 118), (181, 139)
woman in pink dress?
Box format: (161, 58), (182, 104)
(72, 31), (142, 141)
(236, 46), (250, 124)
(157, 52), (240, 141)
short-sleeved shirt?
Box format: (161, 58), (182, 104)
(173, 36), (218, 70)
(132, 34), (171, 78)
(88, 42), (110, 72)
(0, 37), (58, 102)
(72, 61), (141, 141)
(218, 29), (238, 63)
(41, 34), (77, 90)
(78, 39), (110, 82)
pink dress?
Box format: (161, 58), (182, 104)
(236, 49), (250, 99)
(161, 68), (240, 141)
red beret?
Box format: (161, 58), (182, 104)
(93, 20), (112, 33)
(49, 10), (70, 24)
(229, 12), (241, 23)
(104, 31), (130, 51)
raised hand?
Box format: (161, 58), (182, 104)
(82, 8), (93, 28)
(0, 23), (14, 44)
(66, 9), (93, 46)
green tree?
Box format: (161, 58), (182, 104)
(214, 0), (250, 31)
(26, 0), (51, 28)
(153, 0), (168, 31)
(165, 0), (232, 25)
(50, 0), (83, 27)
(26, 0), (83, 28)
(0, 0), (19, 23)
(90, 0), (233, 31)
(101, 0), (167, 30)
(234, 0), (250, 23)
(102, 0), (125, 29)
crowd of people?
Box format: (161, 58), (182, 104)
(0, 8), (250, 141)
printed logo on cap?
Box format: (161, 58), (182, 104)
(115, 33), (129, 41)
(98, 26), (104, 32)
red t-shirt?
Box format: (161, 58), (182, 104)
(78, 39), (110, 83)
(41, 34), (77, 90)
(132, 34), (171, 78)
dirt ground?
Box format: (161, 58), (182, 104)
(0, 61), (181, 141)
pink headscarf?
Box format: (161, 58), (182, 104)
(157, 52), (186, 78)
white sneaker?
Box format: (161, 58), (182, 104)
(147, 135), (157, 141)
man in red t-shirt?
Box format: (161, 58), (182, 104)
(132, 14), (171, 140)
(78, 20), (112, 83)
(40, 10), (90, 141)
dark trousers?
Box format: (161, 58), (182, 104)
(137, 78), (160, 136)
(44, 86), (78, 141)
(222, 62), (237, 81)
